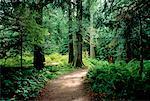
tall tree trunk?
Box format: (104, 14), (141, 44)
(33, 3), (45, 70)
(20, 32), (23, 68)
(68, 0), (74, 64)
(124, 19), (132, 62)
(89, 11), (95, 58)
(139, 13), (144, 77)
(73, 0), (83, 67)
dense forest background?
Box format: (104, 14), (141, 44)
(0, 0), (150, 100)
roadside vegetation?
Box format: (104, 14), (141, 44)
(86, 60), (150, 100)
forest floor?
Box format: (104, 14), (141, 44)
(36, 69), (91, 101)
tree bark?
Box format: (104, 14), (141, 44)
(138, 12), (144, 77)
(68, 0), (74, 64)
(34, 45), (45, 70)
(73, 0), (83, 67)
(124, 19), (133, 62)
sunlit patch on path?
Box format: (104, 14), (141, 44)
(37, 69), (90, 101)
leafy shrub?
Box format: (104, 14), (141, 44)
(86, 60), (150, 100)
(0, 67), (47, 100)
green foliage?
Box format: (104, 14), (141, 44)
(0, 53), (75, 100)
(0, 4), (48, 59)
(86, 60), (150, 100)
(0, 0), (149, 100)
(0, 68), (47, 100)
(0, 53), (67, 67)
(83, 57), (109, 69)
(0, 65), (74, 100)
(43, 4), (68, 54)
(0, 54), (33, 67)
(45, 53), (68, 65)
(19, 5), (48, 46)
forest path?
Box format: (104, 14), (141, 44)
(37, 69), (90, 101)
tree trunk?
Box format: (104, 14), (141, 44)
(68, 0), (74, 64)
(33, 3), (45, 70)
(89, 11), (95, 58)
(125, 19), (133, 62)
(34, 45), (45, 70)
(68, 35), (74, 63)
(138, 13), (144, 77)
(73, 0), (83, 67)
(108, 56), (114, 63)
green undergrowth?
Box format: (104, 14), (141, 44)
(86, 60), (150, 100)
(0, 54), (33, 67)
(0, 53), (68, 67)
(0, 53), (75, 100)
(83, 58), (109, 69)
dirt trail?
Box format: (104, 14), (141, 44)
(37, 69), (90, 101)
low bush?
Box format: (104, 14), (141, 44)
(86, 60), (150, 100)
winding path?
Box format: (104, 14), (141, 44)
(37, 69), (90, 101)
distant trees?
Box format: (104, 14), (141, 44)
(0, 0), (149, 70)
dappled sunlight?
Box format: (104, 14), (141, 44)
(72, 96), (89, 101)
(50, 69), (87, 88)
(63, 70), (87, 79)
(38, 69), (89, 101)
(61, 71), (87, 88)
(62, 80), (82, 88)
